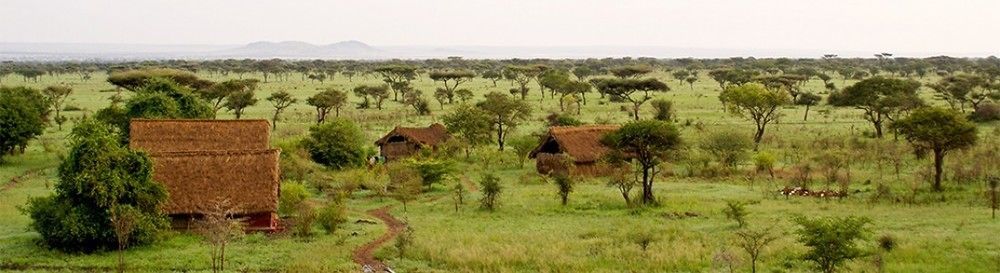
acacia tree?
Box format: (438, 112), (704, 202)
(372, 65), (417, 101)
(266, 91), (297, 129)
(194, 199), (244, 273)
(504, 65), (544, 100)
(892, 107), (978, 191)
(306, 88), (347, 124)
(476, 92), (531, 151)
(224, 90), (257, 119)
(481, 69), (502, 86)
(43, 85), (73, 130)
(602, 120), (682, 205)
(828, 77), (923, 138)
(718, 83), (790, 149)
(442, 104), (493, 158)
(709, 69), (758, 90)
(429, 70), (475, 104)
(610, 65), (653, 79)
(796, 92), (822, 121)
(201, 79), (259, 117)
(794, 216), (870, 273)
(929, 74), (991, 112)
(354, 85), (390, 110)
(592, 78), (670, 120)
(734, 228), (779, 273)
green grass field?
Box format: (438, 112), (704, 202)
(1, 70), (998, 273)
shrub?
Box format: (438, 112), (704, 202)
(0, 86), (48, 161)
(291, 202), (318, 237)
(793, 216), (871, 273)
(406, 158), (456, 187)
(650, 99), (675, 121)
(479, 173), (502, 211)
(700, 130), (753, 169)
(24, 119), (168, 252)
(552, 174), (574, 206)
(970, 102), (1000, 122)
(279, 182), (312, 216)
(303, 119), (369, 169)
(752, 152), (776, 178)
(722, 201), (748, 228)
(317, 196), (347, 234)
(545, 112), (583, 126)
(395, 225), (414, 258)
(387, 164), (423, 212)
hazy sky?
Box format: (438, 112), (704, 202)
(3, 0), (999, 54)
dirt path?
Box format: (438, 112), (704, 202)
(352, 206), (405, 272)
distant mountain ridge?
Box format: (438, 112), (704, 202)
(223, 40), (381, 57)
(0, 40), (987, 61)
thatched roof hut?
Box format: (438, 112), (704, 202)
(375, 123), (450, 160)
(529, 125), (619, 176)
(129, 119), (281, 231)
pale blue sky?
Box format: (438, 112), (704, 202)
(2, 0), (998, 54)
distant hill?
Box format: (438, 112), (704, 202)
(221, 40), (381, 58)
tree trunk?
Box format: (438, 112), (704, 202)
(641, 165), (654, 204)
(803, 105), (810, 121)
(933, 149), (944, 192)
(753, 124), (766, 151)
(496, 121), (505, 151)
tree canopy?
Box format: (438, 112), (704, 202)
(892, 107), (978, 191)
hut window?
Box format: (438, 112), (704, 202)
(537, 139), (562, 154)
(387, 135), (407, 143)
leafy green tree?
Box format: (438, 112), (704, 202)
(603, 120), (683, 205)
(266, 90), (297, 129)
(0, 86), (49, 159)
(353, 85), (390, 110)
(734, 227), (779, 273)
(372, 65), (417, 101)
(572, 66), (598, 82)
(552, 174), (574, 206)
(43, 85), (73, 130)
(96, 78), (214, 143)
(504, 65), (545, 100)
(709, 69), (758, 89)
(796, 92), (822, 121)
(108, 68), (212, 91)
(303, 119), (369, 170)
(929, 74), (991, 112)
(592, 78), (670, 120)
(507, 135), (539, 168)
(307, 88), (348, 123)
(481, 69), (502, 87)
(24, 119), (169, 252)
(891, 107), (978, 191)
(406, 158), (456, 187)
(387, 164), (423, 212)
(476, 92), (532, 151)
(718, 83), (790, 149)
(828, 77), (923, 138)
(442, 104), (493, 158)
(610, 65), (653, 79)
(200, 79), (259, 116)
(700, 130), (753, 169)
(650, 99), (674, 121)
(479, 173), (502, 211)
(793, 216), (871, 273)
(429, 70), (476, 104)
(223, 90), (257, 119)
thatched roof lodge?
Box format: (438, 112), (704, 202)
(129, 119), (281, 231)
(375, 123), (450, 160)
(528, 125), (619, 176)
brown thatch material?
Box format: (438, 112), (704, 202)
(147, 149), (280, 216)
(129, 119), (270, 153)
(529, 125), (619, 163)
(375, 123), (450, 160)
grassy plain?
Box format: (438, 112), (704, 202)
(0, 70), (998, 272)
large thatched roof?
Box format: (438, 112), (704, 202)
(146, 149), (280, 215)
(529, 125), (619, 163)
(128, 119), (279, 216)
(374, 123), (450, 147)
(129, 119), (270, 153)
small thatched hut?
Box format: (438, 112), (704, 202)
(375, 123), (450, 160)
(528, 125), (620, 176)
(129, 119), (281, 231)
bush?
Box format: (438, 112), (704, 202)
(545, 112), (583, 126)
(291, 202), (318, 237)
(279, 182), (312, 216)
(650, 99), (674, 121)
(722, 200), (748, 228)
(479, 173), (502, 211)
(24, 119), (168, 252)
(700, 130), (753, 169)
(0, 86), (48, 160)
(303, 119), (369, 169)
(552, 174), (574, 206)
(793, 216), (871, 273)
(752, 151), (776, 177)
(970, 102), (1000, 122)
(317, 197), (347, 234)
(406, 158), (456, 187)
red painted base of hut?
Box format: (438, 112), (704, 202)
(169, 212), (280, 233)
